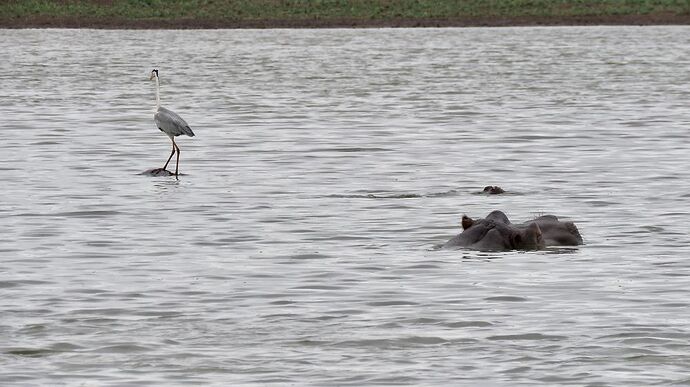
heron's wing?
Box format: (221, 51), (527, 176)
(155, 106), (195, 137)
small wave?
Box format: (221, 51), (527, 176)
(31, 141), (60, 146)
(426, 189), (461, 197)
(402, 263), (442, 269)
(305, 235), (370, 241)
(364, 376), (422, 384)
(290, 253), (332, 260)
(543, 247), (582, 254)
(291, 285), (344, 290)
(6, 348), (54, 357)
(326, 189), (459, 199)
(305, 147), (392, 153)
(366, 300), (419, 307)
(484, 296), (528, 302)
(326, 193), (422, 199)
(90, 344), (152, 353)
(501, 366), (532, 374)
(15, 210), (120, 218)
(620, 337), (681, 345)
(0, 279), (52, 289)
(487, 333), (567, 341)
(334, 336), (449, 349)
(50, 343), (84, 352)
(445, 320), (493, 328)
(53, 210), (121, 218)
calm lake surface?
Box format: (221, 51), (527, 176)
(2, 26), (690, 385)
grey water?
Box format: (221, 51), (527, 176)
(2, 26), (690, 386)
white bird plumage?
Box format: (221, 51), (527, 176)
(149, 69), (195, 176)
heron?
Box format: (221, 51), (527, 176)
(149, 69), (195, 176)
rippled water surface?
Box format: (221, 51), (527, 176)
(2, 27), (690, 385)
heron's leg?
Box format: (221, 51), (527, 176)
(162, 139), (176, 170)
(174, 140), (181, 176)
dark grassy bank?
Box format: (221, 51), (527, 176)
(2, 0), (690, 28)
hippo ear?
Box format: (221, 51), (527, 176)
(461, 215), (474, 230)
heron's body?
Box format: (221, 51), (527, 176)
(149, 69), (195, 176)
(154, 106), (195, 138)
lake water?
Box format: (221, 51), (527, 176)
(2, 26), (690, 385)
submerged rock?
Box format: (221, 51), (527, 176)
(140, 168), (175, 177)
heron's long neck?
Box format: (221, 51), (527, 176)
(154, 77), (161, 109)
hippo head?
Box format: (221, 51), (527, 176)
(456, 213), (545, 251)
(482, 185), (505, 195)
(446, 210), (577, 251)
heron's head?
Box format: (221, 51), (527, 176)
(149, 69), (159, 81)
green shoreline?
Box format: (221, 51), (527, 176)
(3, 0), (690, 28)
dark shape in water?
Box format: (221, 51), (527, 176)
(443, 210), (583, 251)
(141, 168), (176, 177)
(482, 186), (505, 195)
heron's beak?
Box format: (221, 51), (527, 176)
(149, 73), (155, 80)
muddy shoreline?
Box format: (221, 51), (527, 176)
(3, 13), (690, 29)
